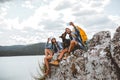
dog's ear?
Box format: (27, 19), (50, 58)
(59, 36), (62, 38)
(59, 33), (66, 38)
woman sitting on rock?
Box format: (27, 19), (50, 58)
(44, 37), (63, 75)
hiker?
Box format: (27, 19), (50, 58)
(49, 33), (71, 65)
(44, 37), (63, 75)
(66, 22), (88, 53)
(50, 22), (88, 65)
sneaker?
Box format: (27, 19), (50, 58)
(50, 60), (59, 66)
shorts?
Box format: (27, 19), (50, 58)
(52, 53), (59, 60)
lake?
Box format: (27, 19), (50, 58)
(0, 56), (44, 80)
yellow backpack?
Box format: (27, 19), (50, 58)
(73, 26), (88, 43)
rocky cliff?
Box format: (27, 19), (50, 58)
(45, 26), (120, 80)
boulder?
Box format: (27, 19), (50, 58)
(45, 26), (120, 80)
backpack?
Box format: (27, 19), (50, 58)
(73, 26), (88, 44)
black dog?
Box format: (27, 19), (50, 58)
(59, 32), (70, 49)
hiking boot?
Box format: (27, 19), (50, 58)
(50, 60), (59, 66)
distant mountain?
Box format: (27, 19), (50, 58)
(0, 43), (45, 56)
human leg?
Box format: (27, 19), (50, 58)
(58, 48), (68, 60)
(44, 49), (53, 75)
(50, 48), (68, 66)
(45, 48), (53, 56)
(68, 40), (78, 53)
(44, 56), (52, 75)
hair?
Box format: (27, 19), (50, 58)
(69, 22), (73, 25)
(51, 38), (56, 44)
(65, 28), (71, 34)
(65, 28), (70, 31)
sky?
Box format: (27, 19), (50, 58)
(0, 0), (120, 46)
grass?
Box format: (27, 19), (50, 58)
(33, 62), (46, 80)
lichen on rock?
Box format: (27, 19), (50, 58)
(43, 26), (120, 80)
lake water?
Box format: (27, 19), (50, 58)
(0, 56), (44, 80)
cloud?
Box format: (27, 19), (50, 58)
(21, 0), (34, 9)
(1, 27), (63, 45)
(74, 13), (117, 37)
(39, 19), (64, 30)
(73, 9), (98, 16)
(109, 15), (120, 26)
(0, 4), (9, 17)
(77, 14), (111, 26)
(0, 0), (119, 46)
(55, 0), (72, 10)
(90, 0), (110, 7)
(0, 0), (12, 3)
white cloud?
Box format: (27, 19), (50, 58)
(0, 7), (7, 16)
(0, 4), (9, 17)
(0, 0), (119, 46)
(0, 0), (12, 3)
(5, 29), (63, 45)
(55, 0), (72, 10)
(21, 0), (34, 9)
(109, 15), (120, 26)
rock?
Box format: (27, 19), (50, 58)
(111, 26), (120, 79)
(45, 50), (86, 80)
(44, 26), (120, 80)
(86, 31), (117, 80)
(89, 31), (111, 47)
(112, 26), (120, 42)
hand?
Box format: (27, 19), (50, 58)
(69, 22), (75, 27)
(47, 38), (51, 42)
(59, 50), (62, 53)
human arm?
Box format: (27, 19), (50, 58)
(69, 22), (80, 34)
(57, 42), (63, 53)
(45, 38), (52, 49)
